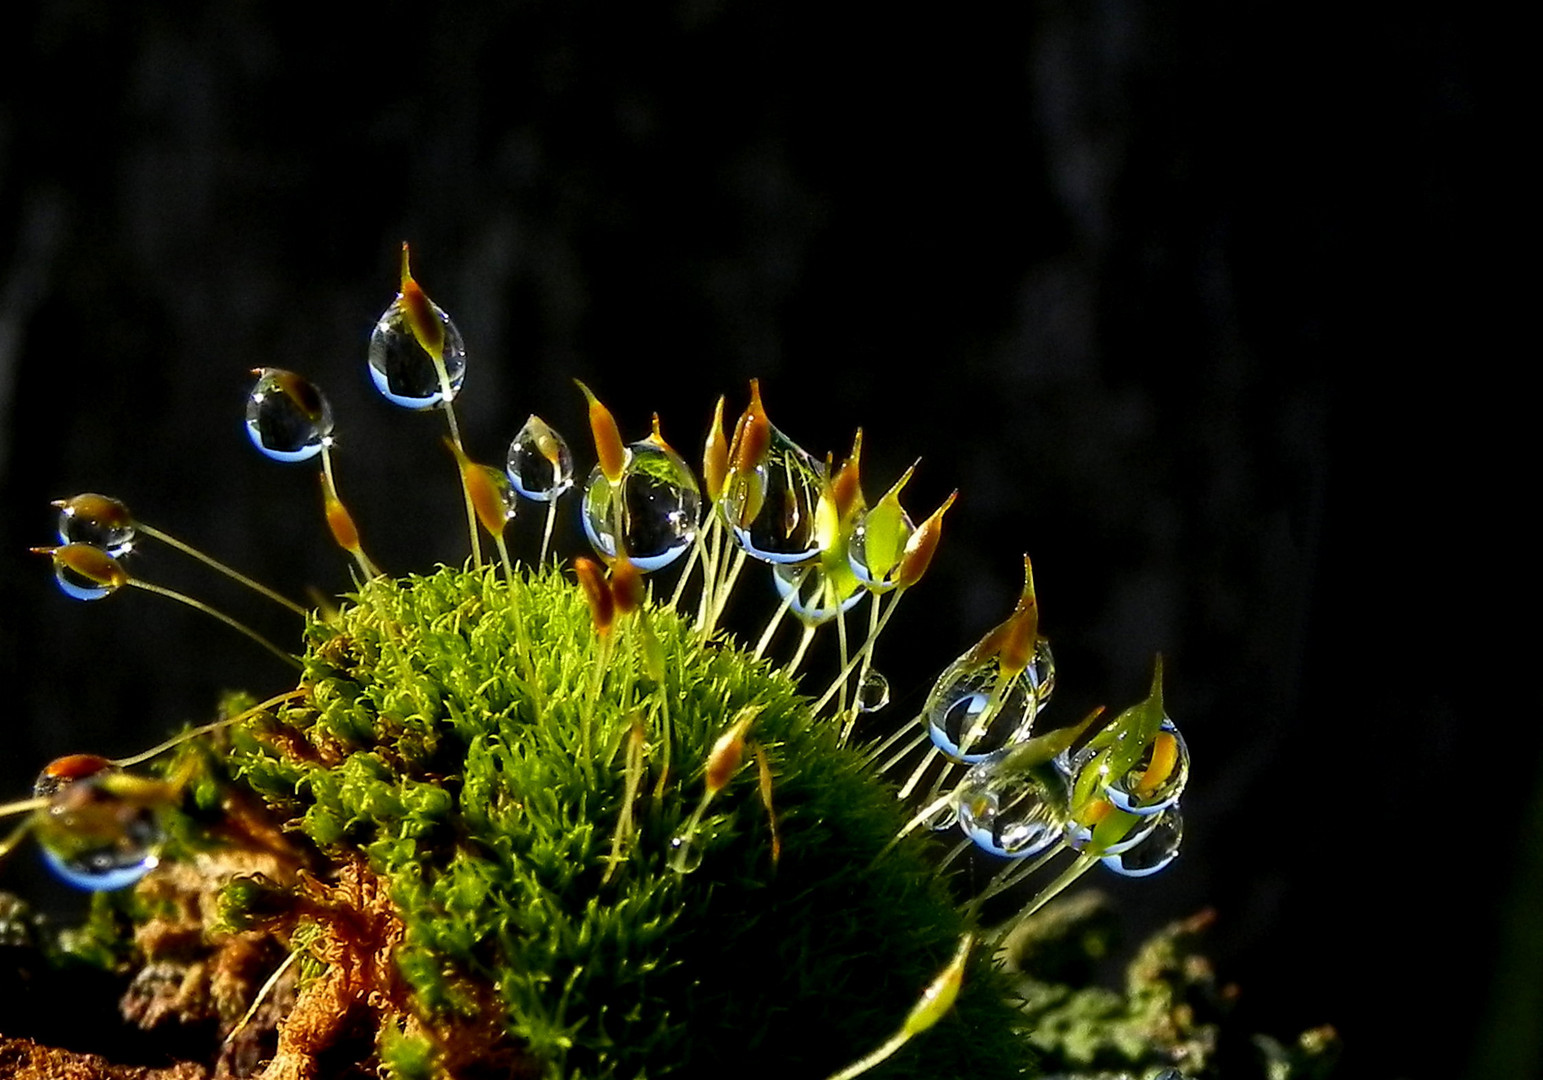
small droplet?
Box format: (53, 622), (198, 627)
(1100, 805), (1183, 877)
(956, 756), (1071, 858)
(668, 833), (703, 874)
(506, 415), (575, 501)
(921, 799), (959, 832)
(55, 494), (137, 558)
(856, 671), (891, 713)
(581, 442), (702, 571)
(34, 754), (114, 799)
(923, 647), (1052, 763)
(771, 562), (863, 625)
(33, 774), (164, 892)
(722, 427), (826, 565)
(367, 282), (467, 409)
(1062, 801), (1160, 856)
(245, 368), (335, 463)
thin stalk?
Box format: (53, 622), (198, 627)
(964, 843), (1067, 920)
(986, 852), (1100, 949)
(785, 623), (817, 676)
(127, 580), (300, 670)
(810, 589), (904, 715)
(897, 744), (941, 801)
(668, 515), (709, 612)
(539, 498), (560, 566)
(321, 445), (381, 578)
(865, 722), (926, 772)
(833, 589), (851, 719)
(753, 566), (805, 660)
(841, 593), (885, 745)
(493, 532), (517, 584)
(705, 546), (747, 638)
(136, 523), (307, 617)
(878, 728), (931, 777)
(113, 688), (309, 768)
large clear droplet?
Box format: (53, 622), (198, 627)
(856, 671), (891, 713)
(722, 428), (825, 565)
(367, 296), (467, 409)
(771, 563), (863, 625)
(956, 756), (1072, 858)
(55, 494), (137, 558)
(34, 754), (115, 799)
(34, 774), (163, 891)
(506, 415), (575, 502)
(1100, 805), (1183, 877)
(581, 442), (702, 572)
(847, 506), (914, 591)
(923, 650), (1052, 763)
(245, 369), (335, 463)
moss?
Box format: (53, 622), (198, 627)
(218, 563), (1028, 1079)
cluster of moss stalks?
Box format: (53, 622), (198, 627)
(24, 563), (1337, 1080)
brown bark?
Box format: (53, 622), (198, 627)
(0, 1036), (208, 1080)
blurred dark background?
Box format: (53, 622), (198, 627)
(0, 2), (1520, 1078)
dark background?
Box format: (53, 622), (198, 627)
(0, 3), (1521, 1078)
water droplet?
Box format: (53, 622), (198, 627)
(1107, 720), (1189, 816)
(1060, 717), (1186, 819)
(367, 294), (467, 409)
(856, 671), (891, 713)
(55, 494), (137, 558)
(668, 833), (703, 873)
(722, 428), (826, 565)
(1062, 801), (1160, 856)
(923, 647), (1053, 763)
(581, 442), (702, 571)
(43, 544), (128, 602)
(956, 756), (1071, 858)
(245, 369), (335, 463)
(848, 506), (914, 591)
(771, 563), (863, 625)
(1100, 805), (1183, 877)
(33, 774), (164, 891)
(506, 415), (575, 501)
(34, 754), (115, 799)
(921, 799), (959, 832)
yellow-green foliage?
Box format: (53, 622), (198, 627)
(228, 564), (1029, 1079)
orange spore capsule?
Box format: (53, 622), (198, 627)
(574, 557), (615, 635)
(1135, 731), (1180, 797)
(576, 380), (628, 484)
(830, 429), (865, 522)
(398, 243), (446, 363)
(320, 474), (361, 553)
(996, 554), (1041, 676)
(894, 490), (958, 589)
(705, 714), (753, 796)
(35, 754), (114, 798)
(34, 544), (132, 588)
(730, 379), (771, 474)
(610, 554), (645, 616)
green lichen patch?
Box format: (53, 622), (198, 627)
(228, 564), (1028, 1079)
